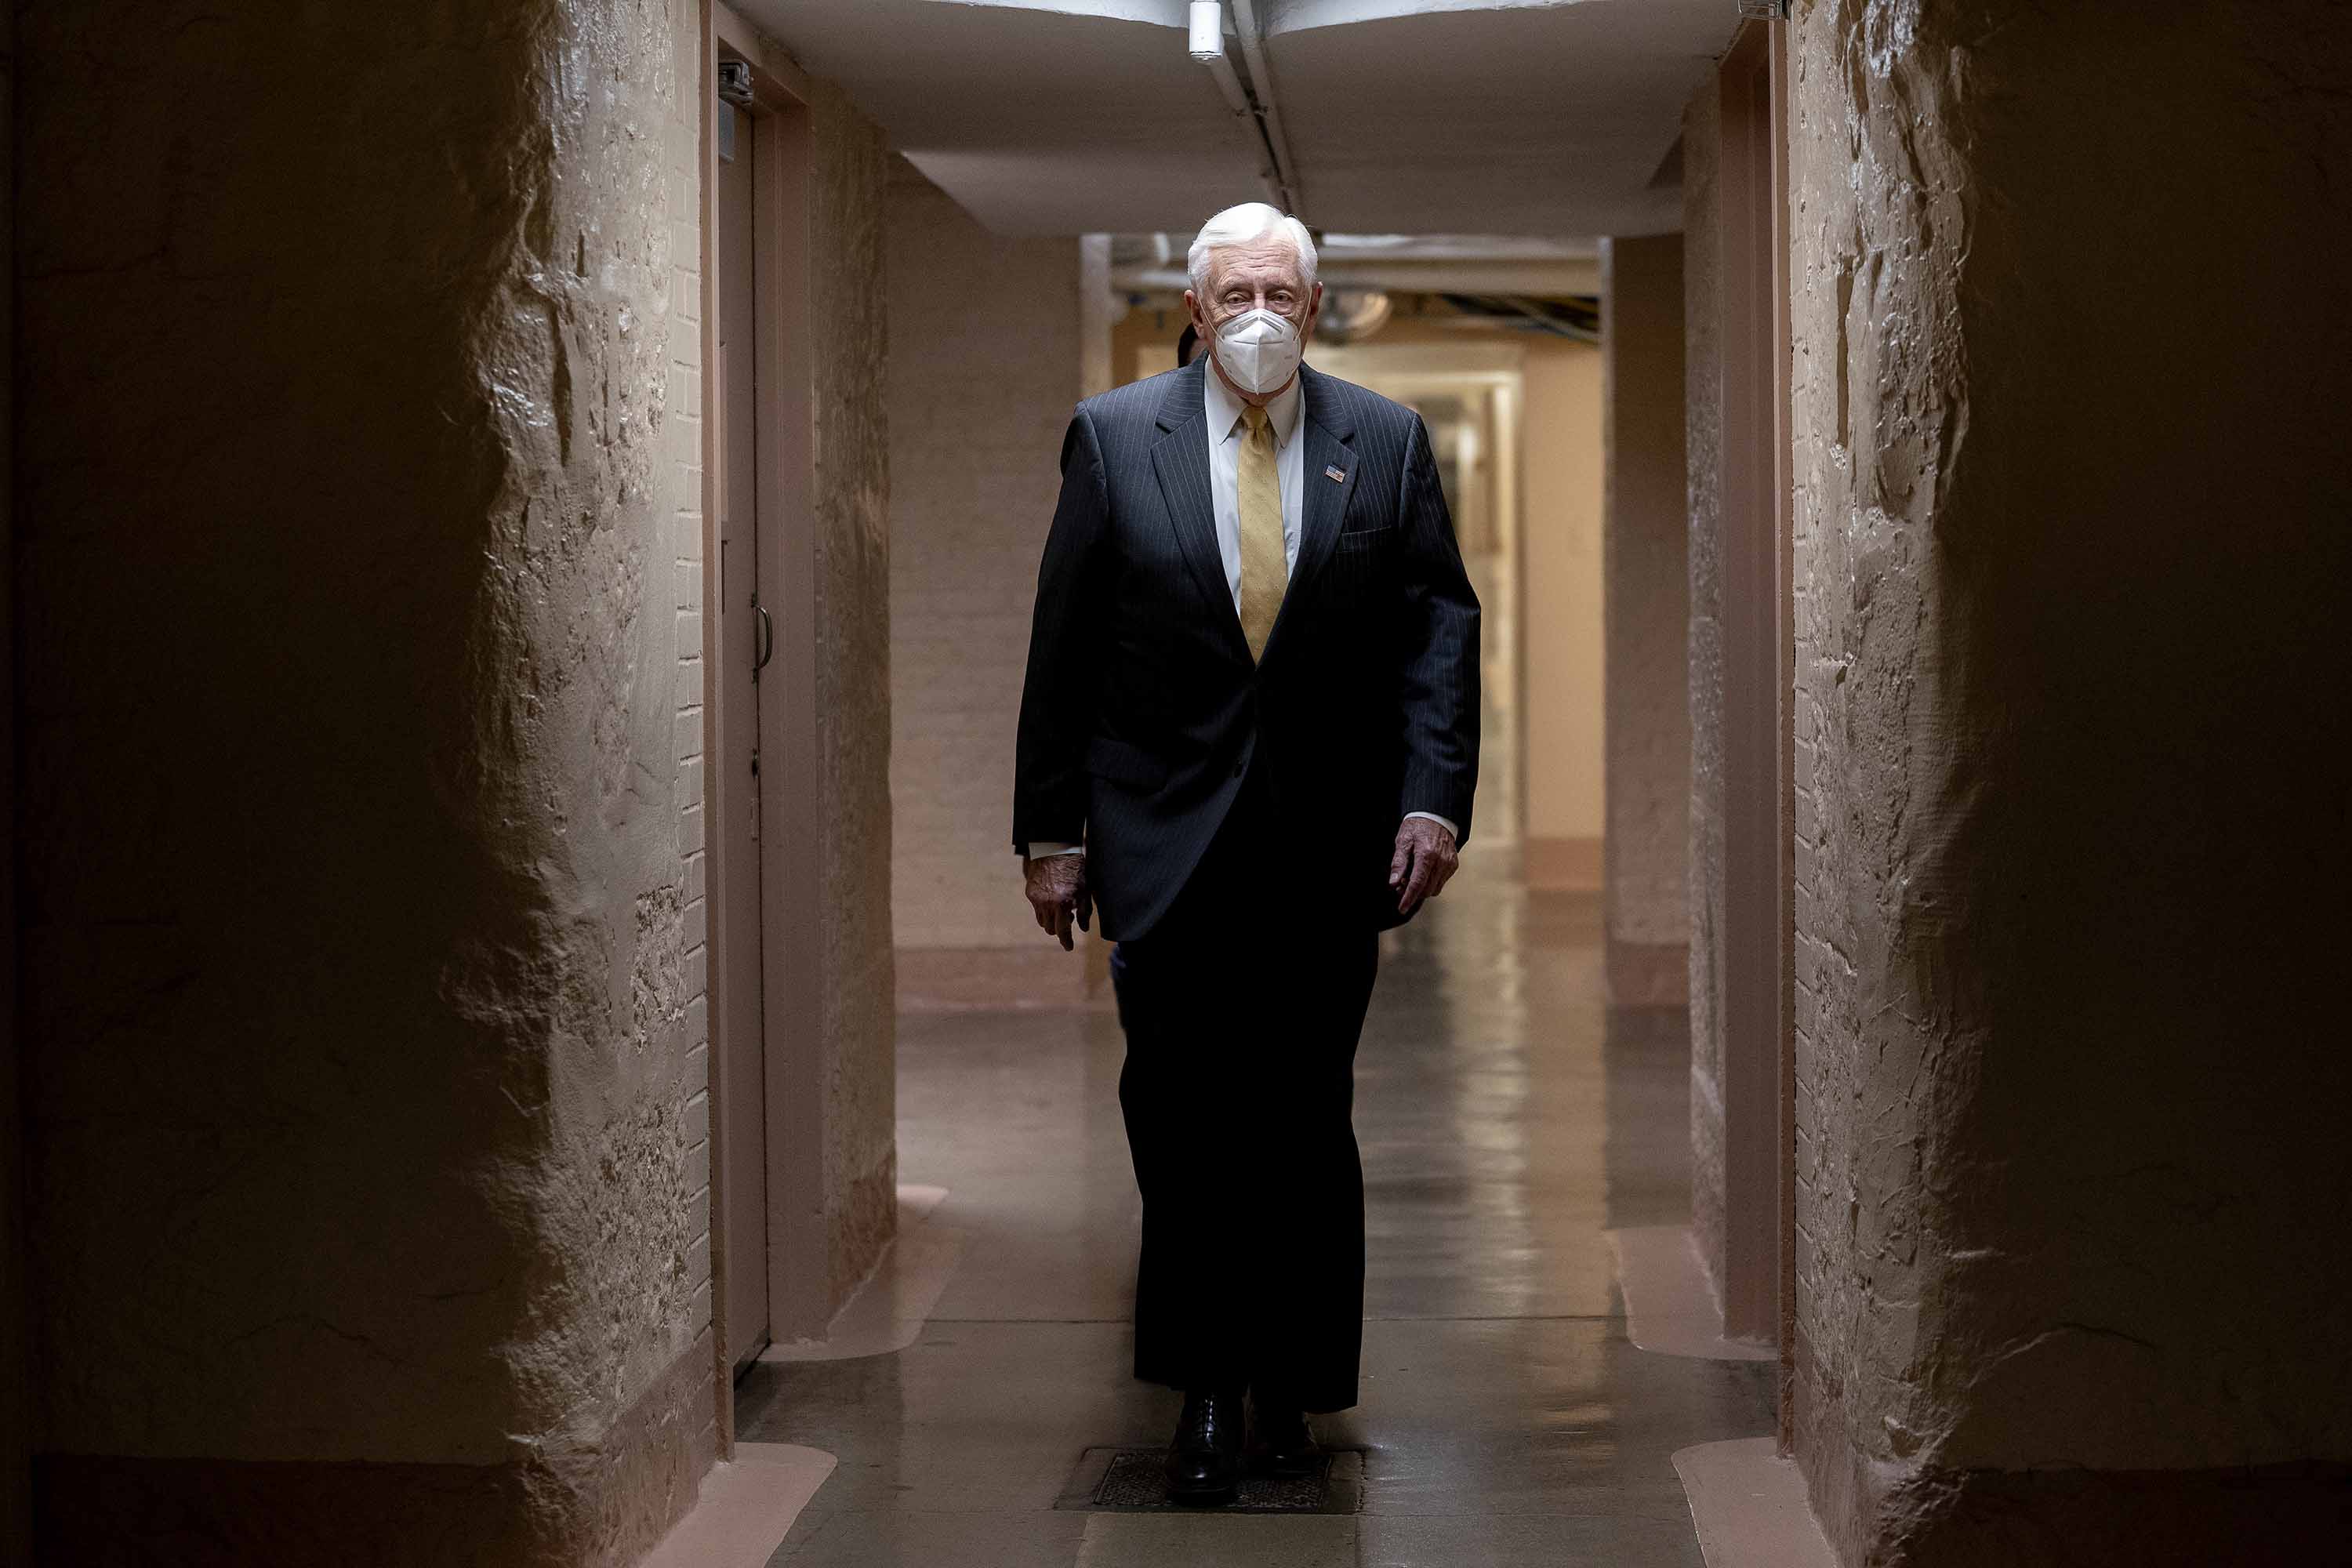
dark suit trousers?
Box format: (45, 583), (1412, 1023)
(1109, 768), (1381, 1413)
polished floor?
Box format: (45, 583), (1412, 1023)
(738, 852), (1775, 1564)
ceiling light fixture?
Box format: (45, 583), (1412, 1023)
(1189, 0), (1225, 61)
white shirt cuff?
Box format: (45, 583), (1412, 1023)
(1403, 811), (1459, 840)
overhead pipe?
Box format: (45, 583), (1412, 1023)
(1228, 0), (1304, 217)
(1188, 1), (1302, 218)
(1189, 2), (1254, 117)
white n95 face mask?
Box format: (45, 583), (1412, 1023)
(1214, 307), (1303, 396)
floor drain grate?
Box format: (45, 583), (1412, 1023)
(1056, 1446), (1363, 1515)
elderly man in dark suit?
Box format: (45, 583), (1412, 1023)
(1012, 201), (1480, 1504)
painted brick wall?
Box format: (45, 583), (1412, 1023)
(886, 162), (1082, 953)
(665, 0), (716, 1472)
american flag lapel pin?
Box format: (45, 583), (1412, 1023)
(1325, 464), (1348, 483)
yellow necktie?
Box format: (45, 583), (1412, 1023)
(1237, 405), (1286, 661)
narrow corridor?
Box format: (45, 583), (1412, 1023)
(13, 5), (2348, 1562)
(738, 851), (1773, 1564)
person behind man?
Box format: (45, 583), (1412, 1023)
(1012, 203), (1481, 1504)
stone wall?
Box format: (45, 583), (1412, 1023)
(1600, 234), (1689, 1005)
(1679, 76), (1729, 1316)
(1787, 1), (2352, 1561)
(14, 2), (713, 1559)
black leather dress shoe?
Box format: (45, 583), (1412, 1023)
(1163, 1388), (1247, 1504)
(1251, 1400), (1320, 1478)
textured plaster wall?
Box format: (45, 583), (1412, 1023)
(1599, 234), (1689, 1002)
(887, 161), (1080, 953)
(805, 82), (899, 1312)
(1521, 339), (1606, 851)
(1679, 78), (1729, 1301)
(15, 2), (713, 1558)
(1788, 2), (2352, 1562)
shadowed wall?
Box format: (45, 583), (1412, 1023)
(2, 3), (24, 1556)
(1600, 234), (1689, 1006)
(1787, 1), (2352, 1560)
(1679, 73), (1733, 1336)
(14, 2), (716, 1558)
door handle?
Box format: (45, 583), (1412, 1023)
(753, 600), (775, 678)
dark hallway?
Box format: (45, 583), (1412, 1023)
(6, 2), (2350, 1566)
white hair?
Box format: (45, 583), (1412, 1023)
(1185, 202), (1318, 296)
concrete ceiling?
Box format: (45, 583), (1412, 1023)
(734, 0), (1735, 239)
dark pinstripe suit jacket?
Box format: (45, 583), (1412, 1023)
(1013, 358), (1480, 942)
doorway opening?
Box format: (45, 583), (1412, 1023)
(1305, 343), (1528, 858)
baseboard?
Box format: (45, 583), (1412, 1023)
(1674, 1438), (1836, 1568)
(1606, 938), (1689, 1007)
(33, 1339), (715, 1567)
(894, 942), (1116, 1011)
(642, 1443), (834, 1568)
(1523, 836), (1605, 891)
(1867, 1459), (2352, 1567)
(1609, 1227), (1775, 1362)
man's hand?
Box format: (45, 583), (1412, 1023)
(1023, 854), (1093, 950)
(1388, 817), (1460, 915)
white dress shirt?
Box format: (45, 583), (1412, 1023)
(1025, 358), (1457, 858)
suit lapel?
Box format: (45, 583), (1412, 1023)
(1150, 360), (1248, 657)
(1264, 367), (1357, 660)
